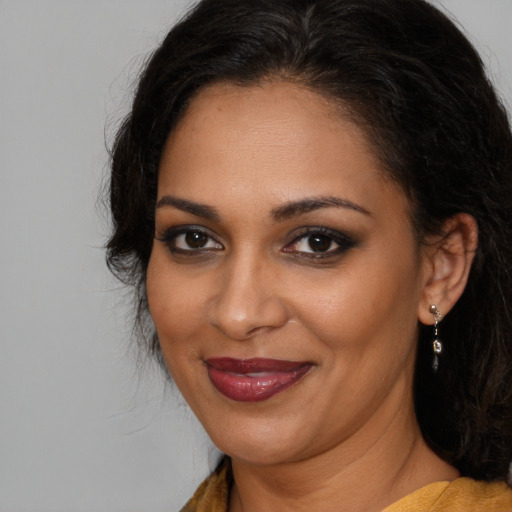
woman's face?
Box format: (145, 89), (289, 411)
(147, 82), (430, 466)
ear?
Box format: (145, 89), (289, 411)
(417, 213), (478, 325)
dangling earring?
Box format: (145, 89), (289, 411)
(429, 304), (443, 372)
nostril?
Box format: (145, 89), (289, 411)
(246, 325), (270, 337)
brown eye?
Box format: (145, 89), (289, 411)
(185, 231), (209, 249)
(308, 234), (333, 252)
(290, 232), (339, 254)
(283, 227), (356, 261)
(156, 226), (224, 254)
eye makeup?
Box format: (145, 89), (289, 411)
(155, 223), (357, 265)
(155, 225), (223, 257)
(282, 226), (357, 262)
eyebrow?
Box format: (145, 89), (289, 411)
(155, 194), (371, 222)
(270, 196), (371, 221)
(155, 195), (220, 221)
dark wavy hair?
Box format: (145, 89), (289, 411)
(106, 0), (512, 481)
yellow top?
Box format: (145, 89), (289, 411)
(382, 478), (512, 511)
(180, 461), (512, 512)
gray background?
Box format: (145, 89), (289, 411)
(1, 1), (510, 511)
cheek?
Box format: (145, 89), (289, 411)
(146, 253), (204, 355)
(292, 256), (421, 362)
(146, 259), (206, 402)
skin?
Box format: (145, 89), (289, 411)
(146, 82), (475, 511)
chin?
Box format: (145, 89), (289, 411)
(207, 416), (316, 467)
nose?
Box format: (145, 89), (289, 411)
(208, 252), (289, 341)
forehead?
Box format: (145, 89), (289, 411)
(157, 81), (410, 223)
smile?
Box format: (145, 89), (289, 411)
(205, 358), (313, 402)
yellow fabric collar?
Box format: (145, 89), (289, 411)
(180, 459), (512, 512)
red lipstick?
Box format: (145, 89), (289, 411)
(205, 357), (312, 402)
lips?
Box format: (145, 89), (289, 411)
(205, 357), (313, 402)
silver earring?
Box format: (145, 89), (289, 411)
(429, 304), (443, 372)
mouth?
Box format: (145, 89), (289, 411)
(204, 357), (313, 402)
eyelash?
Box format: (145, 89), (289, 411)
(155, 226), (223, 256)
(283, 227), (356, 260)
(155, 225), (355, 262)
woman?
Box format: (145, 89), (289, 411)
(107, 0), (512, 510)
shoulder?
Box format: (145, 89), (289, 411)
(432, 478), (512, 512)
(385, 477), (512, 512)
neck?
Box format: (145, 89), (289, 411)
(229, 402), (458, 512)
